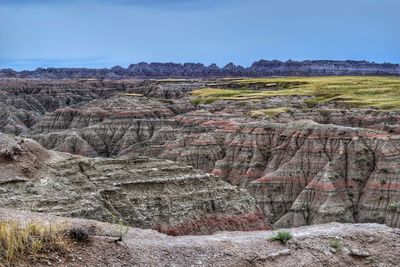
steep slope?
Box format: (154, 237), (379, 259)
(147, 119), (400, 228)
(0, 79), (124, 134)
(0, 79), (205, 135)
(28, 95), (194, 156)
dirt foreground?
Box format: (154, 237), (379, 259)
(1, 209), (399, 267)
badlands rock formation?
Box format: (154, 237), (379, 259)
(28, 95), (194, 156)
(0, 133), (270, 235)
(0, 78), (205, 135)
(136, 116), (400, 228)
(1, 77), (400, 234)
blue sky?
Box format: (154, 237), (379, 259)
(0, 0), (399, 70)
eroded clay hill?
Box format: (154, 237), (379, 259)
(1, 77), (400, 231)
(155, 119), (400, 227)
(28, 95), (194, 156)
(0, 133), (270, 235)
(0, 78), (205, 135)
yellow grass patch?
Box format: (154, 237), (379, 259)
(0, 221), (70, 264)
(192, 76), (400, 109)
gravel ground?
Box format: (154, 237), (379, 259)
(1, 209), (400, 267)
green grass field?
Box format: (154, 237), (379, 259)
(192, 76), (400, 110)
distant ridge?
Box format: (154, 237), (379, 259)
(1, 60), (399, 79)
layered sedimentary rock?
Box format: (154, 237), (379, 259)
(2, 78), (400, 232)
(28, 95), (195, 156)
(0, 79), (206, 135)
(127, 79), (208, 99)
(273, 108), (400, 134)
(0, 79), (125, 134)
(2, 60), (399, 79)
(0, 133), (270, 235)
(147, 119), (400, 228)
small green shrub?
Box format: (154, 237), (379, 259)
(366, 256), (378, 265)
(329, 237), (343, 250)
(269, 230), (293, 244)
(117, 219), (129, 240)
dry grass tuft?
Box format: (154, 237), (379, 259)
(124, 93), (143, 97)
(0, 221), (71, 264)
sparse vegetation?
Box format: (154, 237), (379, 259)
(69, 225), (89, 243)
(269, 230), (293, 244)
(0, 221), (71, 264)
(366, 256), (378, 265)
(388, 203), (400, 212)
(249, 107), (289, 118)
(124, 93), (143, 97)
(192, 76), (400, 109)
(329, 237), (343, 250)
(191, 88), (254, 104)
(117, 218), (129, 240)
(108, 215), (130, 242)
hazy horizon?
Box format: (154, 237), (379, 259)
(1, 0), (399, 71)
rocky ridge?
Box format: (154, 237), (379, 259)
(1, 60), (399, 79)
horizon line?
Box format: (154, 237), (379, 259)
(2, 59), (400, 72)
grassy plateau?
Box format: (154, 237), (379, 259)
(192, 76), (400, 110)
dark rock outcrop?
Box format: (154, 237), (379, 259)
(1, 59), (399, 79)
